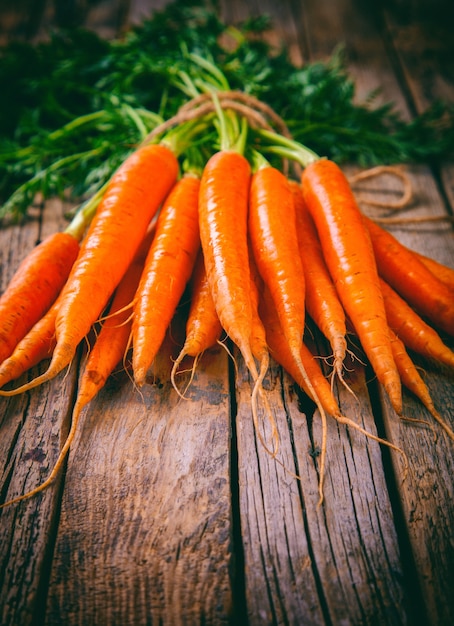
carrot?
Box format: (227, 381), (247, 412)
(289, 179), (348, 383)
(0, 226), (155, 509)
(170, 250), (223, 396)
(248, 166), (309, 379)
(0, 300), (58, 388)
(301, 159), (402, 415)
(0, 231), (79, 364)
(248, 250), (270, 378)
(380, 277), (454, 369)
(198, 150), (259, 380)
(259, 282), (407, 486)
(248, 251), (278, 455)
(413, 250), (454, 293)
(0, 143), (179, 397)
(132, 172), (201, 386)
(248, 163), (338, 495)
(363, 216), (454, 336)
(388, 327), (454, 441)
(259, 284), (341, 418)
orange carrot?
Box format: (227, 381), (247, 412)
(380, 277), (454, 369)
(259, 282), (407, 485)
(413, 251), (454, 293)
(0, 300), (58, 388)
(289, 179), (348, 382)
(248, 166), (310, 384)
(364, 216), (454, 336)
(388, 327), (454, 440)
(248, 163), (333, 474)
(170, 251), (223, 394)
(0, 226), (155, 509)
(301, 159), (402, 415)
(0, 143), (178, 397)
(198, 150), (259, 380)
(259, 284), (341, 418)
(248, 251), (278, 455)
(248, 250), (270, 379)
(132, 172), (201, 386)
(0, 231), (79, 364)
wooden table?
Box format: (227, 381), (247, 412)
(1, 1), (453, 624)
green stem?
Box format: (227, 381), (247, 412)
(160, 118), (212, 157)
(250, 149), (270, 173)
(47, 110), (108, 142)
(5, 146), (107, 208)
(121, 103), (149, 140)
(257, 129), (321, 167)
(65, 181), (108, 240)
(187, 52), (230, 91)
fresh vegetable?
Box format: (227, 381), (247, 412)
(289, 179), (348, 384)
(0, 29), (453, 511)
(0, 300), (59, 388)
(364, 216), (454, 337)
(0, 225), (155, 509)
(248, 163), (329, 421)
(198, 149), (258, 381)
(380, 278), (454, 369)
(132, 172), (201, 386)
(388, 327), (454, 440)
(301, 158), (402, 415)
(0, 142), (179, 396)
(0, 231), (79, 363)
(170, 250), (223, 397)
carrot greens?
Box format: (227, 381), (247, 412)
(1, 0), (454, 219)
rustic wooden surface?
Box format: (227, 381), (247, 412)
(0, 1), (453, 625)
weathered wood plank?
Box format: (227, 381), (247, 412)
(379, 369), (454, 626)
(44, 334), (234, 625)
(0, 365), (77, 626)
(235, 358), (327, 625)
(235, 340), (409, 625)
(0, 200), (78, 626)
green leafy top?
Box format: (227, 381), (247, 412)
(1, 0), (453, 220)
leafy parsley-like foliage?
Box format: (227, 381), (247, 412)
(1, 0), (453, 219)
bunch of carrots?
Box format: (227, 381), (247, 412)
(0, 82), (453, 509)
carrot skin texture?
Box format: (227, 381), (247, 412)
(260, 286), (341, 417)
(249, 167), (306, 351)
(77, 227), (154, 407)
(289, 179), (347, 377)
(170, 251), (223, 397)
(198, 150), (257, 376)
(132, 173), (201, 385)
(301, 159), (402, 414)
(57, 143), (178, 349)
(388, 327), (454, 439)
(380, 277), (454, 369)
(0, 301), (58, 387)
(180, 251), (223, 358)
(364, 216), (454, 336)
(413, 251), (454, 293)
(0, 232), (79, 363)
